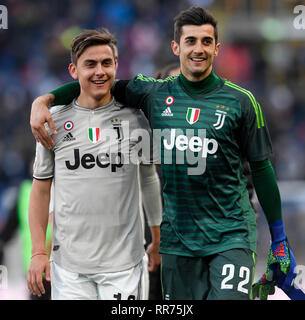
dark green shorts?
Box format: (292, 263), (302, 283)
(161, 249), (256, 300)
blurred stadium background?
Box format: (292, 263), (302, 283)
(0, 0), (305, 300)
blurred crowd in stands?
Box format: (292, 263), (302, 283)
(0, 0), (304, 232)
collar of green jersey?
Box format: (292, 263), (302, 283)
(179, 69), (221, 95)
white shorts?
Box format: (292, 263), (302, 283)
(50, 255), (149, 300)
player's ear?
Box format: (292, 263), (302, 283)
(214, 42), (220, 57)
(171, 40), (180, 57)
(69, 63), (78, 80)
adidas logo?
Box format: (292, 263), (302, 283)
(272, 241), (286, 258)
(161, 107), (173, 117)
(62, 132), (76, 142)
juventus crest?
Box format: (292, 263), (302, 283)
(213, 106), (229, 130)
(111, 119), (124, 141)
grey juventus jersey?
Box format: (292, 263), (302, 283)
(33, 98), (154, 274)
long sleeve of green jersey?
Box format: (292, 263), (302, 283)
(249, 159), (282, 224)
(125, 75), (158, 108)
(114, 75), (173, 110)
(50, 81), (80, 105)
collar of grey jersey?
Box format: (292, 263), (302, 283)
(72, 97), (123, 112)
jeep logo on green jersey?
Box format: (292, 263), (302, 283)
(163, 129), (218, 157)
(159, 129), (218, 175)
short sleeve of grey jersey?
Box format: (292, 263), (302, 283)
(32, 107), (64, 180)
(33, 141), (54, 179)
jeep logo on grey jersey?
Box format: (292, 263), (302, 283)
(65, 149), (123, 172)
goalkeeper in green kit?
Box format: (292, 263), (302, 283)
(30, 7), (304, 300)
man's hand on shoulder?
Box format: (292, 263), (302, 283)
(30, 93), (57, 149)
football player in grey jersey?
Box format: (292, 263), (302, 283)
(27, 29), (162, 300)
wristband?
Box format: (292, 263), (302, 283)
(31, 252), (47, 259)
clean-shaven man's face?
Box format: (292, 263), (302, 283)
(172, 24), (220, 82)
(69, 44), (118, 107)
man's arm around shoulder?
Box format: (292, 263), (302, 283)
(30, 94), (57, 149)
(30, 81), (80, 149)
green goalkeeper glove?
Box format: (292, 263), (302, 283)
(252, 220), (296, 300)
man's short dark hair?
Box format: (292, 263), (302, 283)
(71, 28), (117, 64)
(174, 6), (218, 44)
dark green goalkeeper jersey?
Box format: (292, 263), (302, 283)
(115, 70), (273, 257)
